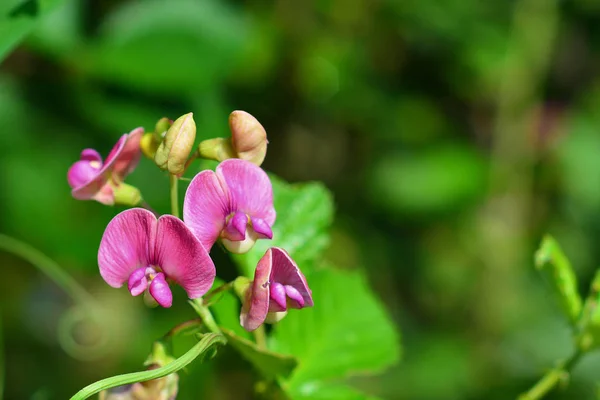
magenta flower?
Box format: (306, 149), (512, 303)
(183, 159), (276, 254)
(240, 247), (313, 331)
(98, 208), (216, 307)
(68, 128), (143, 205)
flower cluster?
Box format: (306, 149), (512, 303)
(69, 111), (313, 331)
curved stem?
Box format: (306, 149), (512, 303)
(169, 174), (179, 218)
(189, 299), (221, 334)
(518, 350), (583, 400)
(69, 332), (226, 400)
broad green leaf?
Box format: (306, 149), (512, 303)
(0, 0), (66, 62)
(286, 381), (382, 400)
(535, 235), (582, 326)
(79, 0), (247, 95)
(221, 328), (297, 379)
(209, 279), (251, 340)
(271, 267), (401, 385)
(233, 175), (334, 277)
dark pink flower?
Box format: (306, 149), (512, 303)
(68, 128), (143, 205)
(98, 208), (216, 307)
(240, 247), (313, 331)
(183, 159), (275, 253)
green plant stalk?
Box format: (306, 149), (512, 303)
(189, 299), (222, 334)
(69, 332), (226, 400)
(0, 234), (95, 307)
(170, 174), (179, 218)
(518, 350), (582, 400)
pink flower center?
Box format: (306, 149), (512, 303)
(127, 266), (173, 308)
(220, 211), (273, 254)
(269, 281), (305, 311)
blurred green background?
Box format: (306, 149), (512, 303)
(3, 0), (600, 398)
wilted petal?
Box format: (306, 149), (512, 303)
(222, 211), (248, 242)
(149, 272), (173, 308)
(270, 248), (313, 308)
(183, 170), (229, 250)
(216, 159), (276, 226)
(240, 249), (272, 331)
(98, 209), (156, 288)
(128, 267), (149, 296)
(154, 215), (216, 299)
(250, 217), (273, 240)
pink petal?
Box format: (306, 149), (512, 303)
(111, 128), (143, 179)
(80, 149), (102, 162)
(250, 217), (273, 239)
(154, 215), (216, 299)
(222, 211), (248, 242)
(183, 170), (230, 251)
(67, 160), (102, 189)
(98, 208), (156, 288)
(240, 249), (272, 331)
(149, 273), (173, 308)
(216, 159), (276, 226)
(269, 282), (287, 312)
(128, 266), (149, 296)
(270, 247), (313, 308)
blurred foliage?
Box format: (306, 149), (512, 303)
(3, 0), (600, 399)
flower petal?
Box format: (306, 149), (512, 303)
(128, 266), (149, 296)
(216, 159), (276, 226)
(80, 149), (102, 162)
(98, 208), (156, 288)
(183, 170), (229, 250)
(154, 215), (216, 299)
(222, 211), (248, 242)
(149, 273), (173, 308)
(111, 128), (143, 179)
(269, 282), (287, 312)
(250, 217), (273, 240)
(67, 160), (101, 189)
(240, 249), (272, 331)
(270, 247), (313, 308)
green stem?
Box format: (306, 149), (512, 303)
(203, 281), (234, 305)
(0, 234), (95, 307)
(69, 332), (226, 400)
(169, 174), (180, 218)
(163, 319), (202, 340)
(253, 325), (267, 350)
(189, 299), (221, 334)
(518, 351), (583, 400)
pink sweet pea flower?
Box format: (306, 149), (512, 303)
(183, 159), (275, 254)
(240, 247), (313, 331)
(68, 128), (143, 205)
(98, 208), (216, 307)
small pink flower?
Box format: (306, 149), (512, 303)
(183, 159), (276, 253)
(68, 128), (143, 205)
(98, 208), (216, 307)
(240, 247), (313, 331)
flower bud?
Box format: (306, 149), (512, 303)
(112, 182), (143, 207)
(154, 117), (172, 139)
(197, 111), (268, 166)
(155, 113), (196, 175)
(229, 110), (268, 166)
(140, 133), (160, 159)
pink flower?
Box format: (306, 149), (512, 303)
(68, 128), (143, 205)
(183, 159), (276, 254)
(98, 208), (216, 307)
(240, 247), (313, 331)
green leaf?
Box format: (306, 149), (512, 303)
(0, 0), (66, 62)
(80, 0), (247, 95)
(221, 328), (297, 379)
(271, 267), (401, 386)
(209, 279), (252, 340)
(233, 175), (334, 277)
(535, 235), (582, 326)
(286, 381), (382, 400)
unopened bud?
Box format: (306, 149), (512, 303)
(113, 182), (143, 207)
(154, 112), (196, 175)
(140, 133), (160, 159)
(154, 117), (172, 140)
(229, 110), (268, 166)
(198, 137), (236, 163)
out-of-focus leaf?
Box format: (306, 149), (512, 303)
(0, 0), (66, 62)
(26, 0), (79, 58)
(271, 267), (400, 386)
(286, 380), (382, 400)
(221, 328), (297, 379)
(81, 0), (247, 95)
(368, 144), (486, 216)
(233, 175), (334, 277)
(209, 279), (251, 340)
(535, 235), (582, 326)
